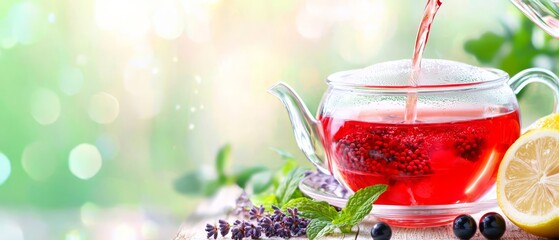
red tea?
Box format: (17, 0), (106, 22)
(319, 108), (520, 205)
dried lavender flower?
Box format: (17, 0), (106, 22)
(271, 205), (285, 222)
(248, 205), (266, 221)
(205, 204), (310, 239)
(218, 219), (230, 237)
(246, 222), (262, 239)
(233, 191), (253, 218)
(259, 216), (275, 237)
(231, 220), (248, 240)
(274, 221), (292, 238)
(204, 223), (218, 239)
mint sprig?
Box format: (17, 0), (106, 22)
(275, 167), (306, 206)
(284, 184), (388, 240)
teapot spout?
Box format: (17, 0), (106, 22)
(268, 82), (328, 173)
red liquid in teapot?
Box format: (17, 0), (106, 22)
(319, 108), (520, 205)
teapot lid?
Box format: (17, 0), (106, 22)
(327, 59), (507, 87)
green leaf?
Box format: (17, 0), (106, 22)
(233, 166), (267, 188)
(306, 219), (336, 240)
(334, 184), (387, 227)
(270, 147), (296, 160)
(250, 193), (278, 210)
(464, 32), (506, 63)
(216, 144), (232, 180)
(247, 171), (274, 194)
(173, 171), (223, 196)
(270, 148), (299, 175)
(275, 167), (307, 206)
(201, 179), (223, 197)
(282, 198), (339, 221)
(173, 171), (203, 195)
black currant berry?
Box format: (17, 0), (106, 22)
(371, 222), (392, 240)
(452, 214), (477, 240)
(479, 212), (506, 239)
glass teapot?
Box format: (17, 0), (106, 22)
(512, 0), (559, 38)
(269, 59), (559, 208)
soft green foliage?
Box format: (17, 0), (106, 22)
(275, 167), (307, 206)
(282, 198), (338, 221)
(248, 149), (308, 208)
(464, 12), (558, 123)
(334, 184), (387, 227)
(285, 184), (388, 239)
(216, 144), (232, 182)
(306, 219), (336, 240)
(465, 16), (559, 75)
(174, 146), (307, 200)
(174, 144), (267, 196)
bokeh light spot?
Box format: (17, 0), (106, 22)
(95, 0), (151, 38)
(59, 67), (84, 96)
(88, 92), (120, 124)
(153, 4), (184, 40)
(141, 220), (159, 239)
(69, 144), (103, 180)
(48, 13), (56, 23)
(0, 152), (11, 185)
(31, 88), (61, 125)
(188, 124), (195, 130)
(22, 141), (58, 181)
(80, 202), (100, 227)
(0, 221), (24, 240)
(76, 54), (88, 65)
(65, 229), (82, 240)
(112, 224), (138, 240)
(6, 2), (46, 45)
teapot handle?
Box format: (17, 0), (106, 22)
(508, 68), (559, 114)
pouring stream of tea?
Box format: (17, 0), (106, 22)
(405, 0), (442, 123)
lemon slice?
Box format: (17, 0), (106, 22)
(526, 113), (559, 131)
(496, 129), (559, 238)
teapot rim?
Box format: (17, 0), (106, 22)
(325, 67), (509, 93)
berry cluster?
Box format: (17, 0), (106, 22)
(336, 126), (432, 177)
(205, 205), (309, 239)
(454, 134), (485, 161)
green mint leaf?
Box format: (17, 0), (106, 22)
(464, 32), (505, 63)
(306, 219), (336, 240)
(246, 170), (274, 194)
(270, 148), (299, 175)
(250, 193), (278, 210)
(275, 167), (307, 206)
(216, 144), (232, 180)
(173, 171), (223, 196)
(270, 147), (296, 160)
(282, 198), (339, 221)
(233, 166), (267, 188)
(333, 184), (387, 227)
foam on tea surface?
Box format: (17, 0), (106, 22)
(332, 59), (500, 86)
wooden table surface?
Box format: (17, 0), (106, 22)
(175, 187), (544, 240)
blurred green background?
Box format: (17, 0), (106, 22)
(0, 0), (557, 239)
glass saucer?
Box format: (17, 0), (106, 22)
(298, 173), (498, 228)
